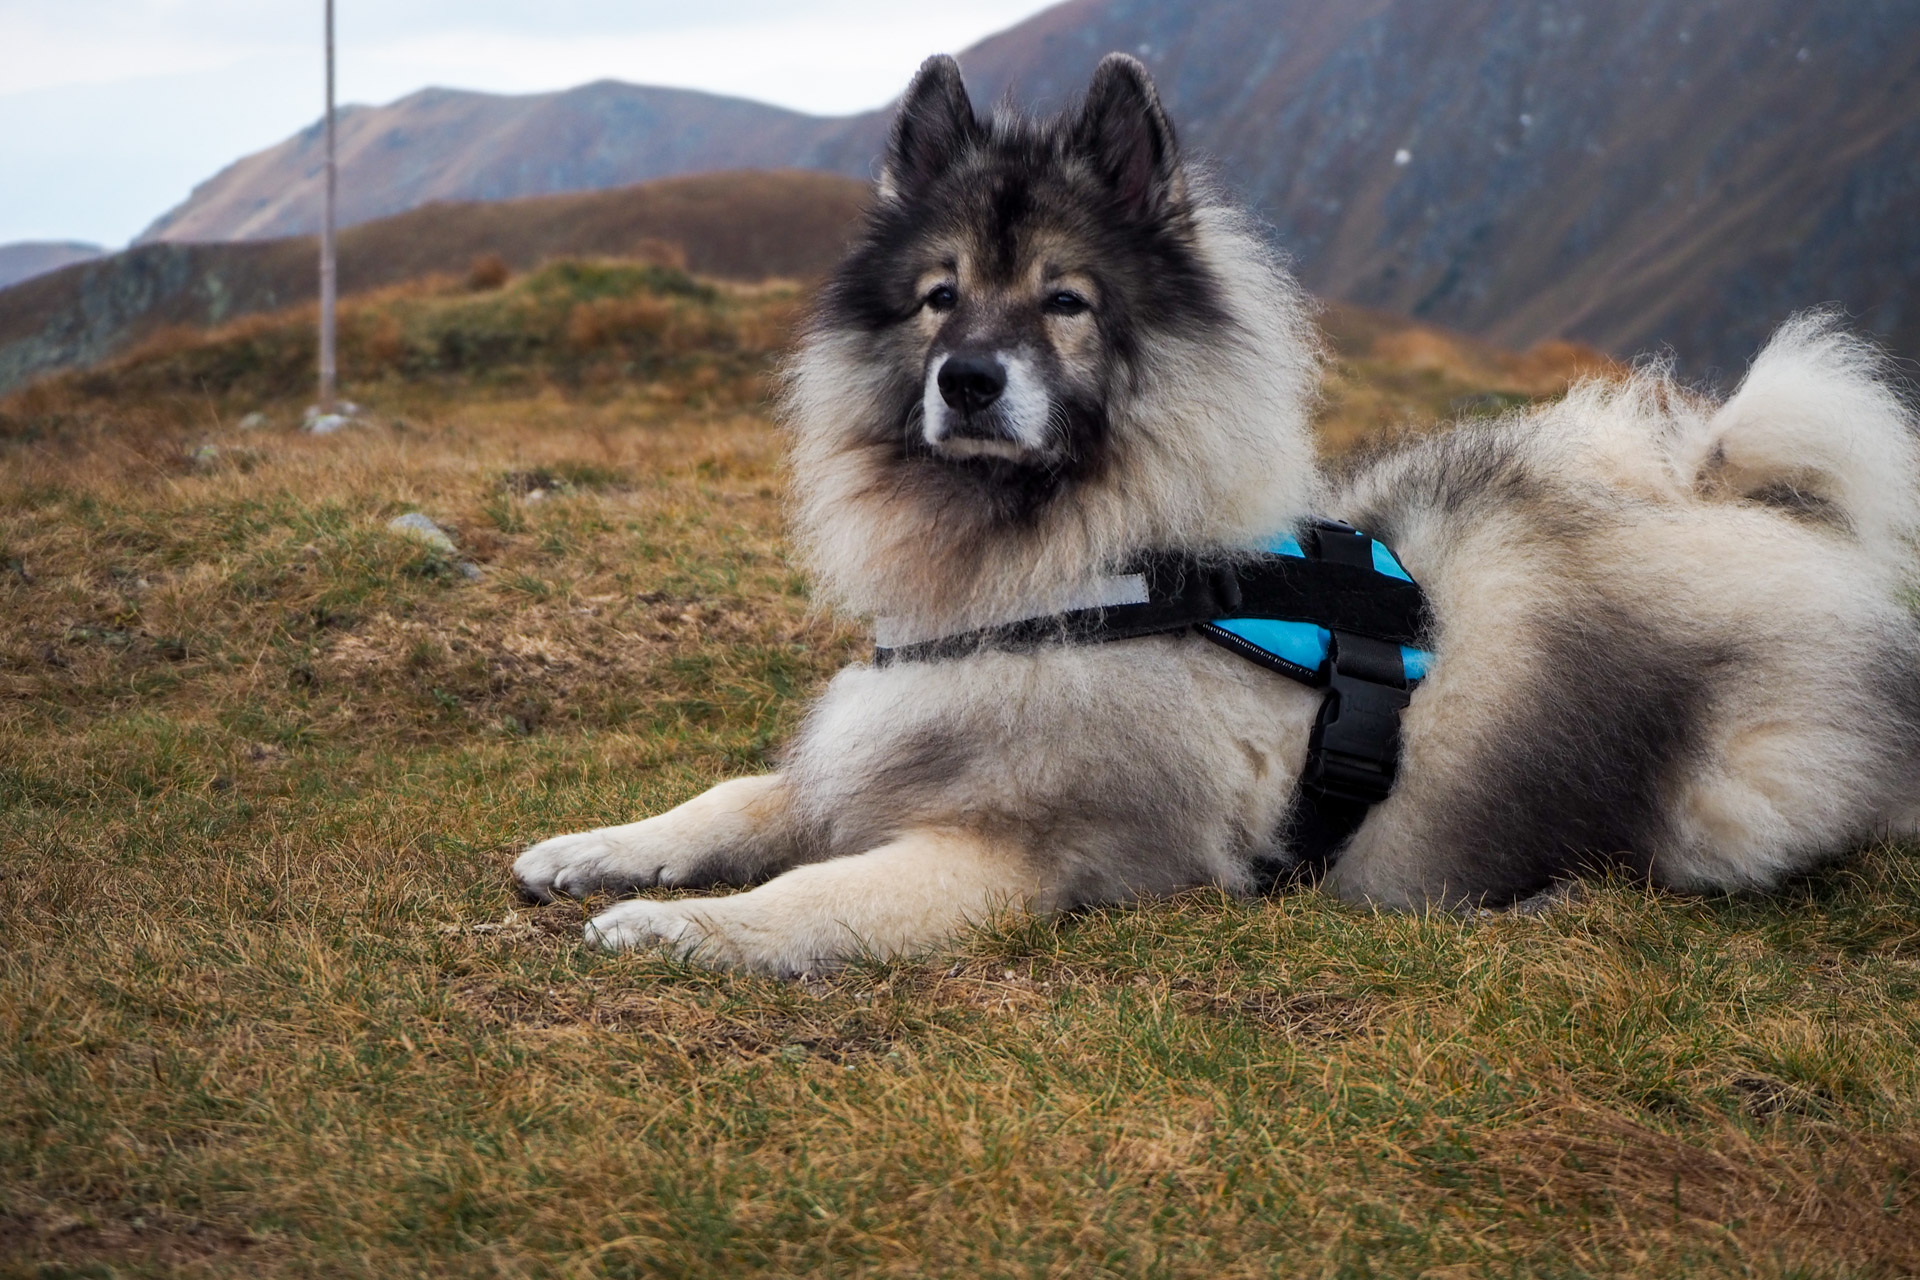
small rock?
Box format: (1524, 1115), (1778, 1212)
(303, 401), (363, 434)
(387, 514), (484, 580)
(388, 512), (458, 553)
(187, 443), (220, 467)
(237, 411), (270, 430)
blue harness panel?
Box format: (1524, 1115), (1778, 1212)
(1203, 532), (1435, 687)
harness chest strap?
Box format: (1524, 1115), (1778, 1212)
(872, 519), (1435, 880)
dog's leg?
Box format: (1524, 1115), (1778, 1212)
(513, 774), (805, 902)
(582, 828), (1046, 975)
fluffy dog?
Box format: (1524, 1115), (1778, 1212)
(513, 53), (1920, 973)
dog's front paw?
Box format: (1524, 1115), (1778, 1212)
(513, 777), (794, 902)
(585, 898), (687, 951)
(586, 896), (821, 974)
(513, 827), (666, 903)
(585, 899), (733, 965)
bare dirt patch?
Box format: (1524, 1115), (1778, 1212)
(1494, 1108), (1920, 1275)
(1182, 987), (1384, 1042)
(2, 1207), (270, 1269)
(446, 971), (910, 1065)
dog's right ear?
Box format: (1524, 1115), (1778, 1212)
(880, 55), (979, 201)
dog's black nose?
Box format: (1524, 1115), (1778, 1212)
(938, 356), (1006, 414)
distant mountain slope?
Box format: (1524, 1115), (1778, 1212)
(950, 0), (1920, 375)
(0, 171), (868, 393)
(0, 242), (104, 291)
(134, 0), (1920, 374)
(135, 82), (876, 244)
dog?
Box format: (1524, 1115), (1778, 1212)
(512, 53), (1920, 974)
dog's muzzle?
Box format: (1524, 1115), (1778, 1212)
(923, 352), (1050, 459)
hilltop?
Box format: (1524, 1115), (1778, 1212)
(0, 240), (1610, 446)
(127, 0), (1920, 374)
(0, 171), (868, 394)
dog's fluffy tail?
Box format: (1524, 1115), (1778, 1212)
(1695, 311), (1920, 581)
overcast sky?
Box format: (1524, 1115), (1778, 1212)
(0, 0), (1061, 248)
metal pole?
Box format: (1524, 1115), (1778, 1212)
(318, 0), (337, 411)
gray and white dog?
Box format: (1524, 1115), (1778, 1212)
(513, 54), (1920, 974)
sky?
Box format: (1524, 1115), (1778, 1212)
(0, 0), (1062, 248)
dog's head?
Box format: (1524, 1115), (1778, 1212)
(786, 54), (1321, 629)
(864, 54), (1218, 485)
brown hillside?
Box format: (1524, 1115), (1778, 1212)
(1, 241), (1615, 458)
(951, 0), (1920, 375)
(0, 170), (869, 393)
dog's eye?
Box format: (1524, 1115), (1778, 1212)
(923, 284), (957, 312)
(1044, 290), (1091, 316)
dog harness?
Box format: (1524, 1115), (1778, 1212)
(872, 519), (1434, 883)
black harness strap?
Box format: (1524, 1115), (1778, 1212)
(1286, 629), (1414, 878)
(1228, 555), (1425, 646)
(875, 550), (1425, 666)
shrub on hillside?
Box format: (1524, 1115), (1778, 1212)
(465, 252), (510, 291)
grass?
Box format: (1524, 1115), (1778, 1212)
(2, 263), (1917, 1278)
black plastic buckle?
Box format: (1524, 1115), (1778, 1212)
(1302, 631), (1410, 805)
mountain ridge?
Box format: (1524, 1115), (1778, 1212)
(0, 242), (106, 292)
(75, 1), (1920, 372)
(136, 82), (876, 245)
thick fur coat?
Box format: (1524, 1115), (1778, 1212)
(512, 54), (1920, 974)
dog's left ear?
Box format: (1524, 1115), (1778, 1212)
(1075, 53), (1185, 218)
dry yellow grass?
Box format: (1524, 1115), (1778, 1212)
(2, 264), (1916, 1278)
(1314, 304), (1622, 454)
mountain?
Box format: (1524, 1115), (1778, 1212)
(0, 170), (868, 393)
(0, 242), (105, 291)
(949, 0), (1920, 377)
(135, 82), (879, 245)
(132, 0), (1920, 375)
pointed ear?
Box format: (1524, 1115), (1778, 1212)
(880, 55), (979, 200)
(1074, 53), (1184, 218)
